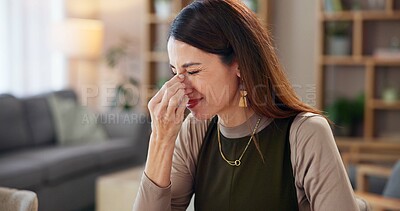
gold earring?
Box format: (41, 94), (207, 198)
(239, 84), (248, 108)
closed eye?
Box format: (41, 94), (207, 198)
(187, 70), (200, 75)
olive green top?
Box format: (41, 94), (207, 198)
(194, 115), (298, 211)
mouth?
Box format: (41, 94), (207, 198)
(187, 98), (203, 109)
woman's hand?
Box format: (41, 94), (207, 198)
(145, 74), (189, 187)
(148, 74), (189, 143)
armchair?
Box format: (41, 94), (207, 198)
(355, 160), (400, 211)
(0, 187), (38, 211)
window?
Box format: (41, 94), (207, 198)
(0, 0), (67, 96)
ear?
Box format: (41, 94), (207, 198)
(230, 60), (240, 78)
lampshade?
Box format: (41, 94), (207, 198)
(67, 0), (99, 18)
(51, 18), (104, 59)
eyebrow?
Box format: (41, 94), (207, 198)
(170, 62), (202, 69)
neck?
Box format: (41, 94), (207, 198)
(217, 107), (255, 127)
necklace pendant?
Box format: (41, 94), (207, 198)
(217, 117), (261, 168)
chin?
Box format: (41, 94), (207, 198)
(188, 108), (214, 120)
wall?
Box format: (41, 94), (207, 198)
(271, 0), (318, 107)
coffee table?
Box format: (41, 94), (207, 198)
(96, 165), (195, 211)
(96, 165), (145, 211)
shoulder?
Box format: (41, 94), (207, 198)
(289, 113), (337, 163)
(289, 112), (336, 158)
(291, 112), (331, 137)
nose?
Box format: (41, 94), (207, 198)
(180, 74), (194, 95)
(181, 75), (190, 86)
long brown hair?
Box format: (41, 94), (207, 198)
(169, 0), (322, 119)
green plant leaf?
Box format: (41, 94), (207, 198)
(326, 21), (351, 37)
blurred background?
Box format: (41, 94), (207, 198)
(0, 0), (399, 211)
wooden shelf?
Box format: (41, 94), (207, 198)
(321, 56), (400, 66)
(372, 58), (400, 66)
(369, 99), (400, 110)
(321, 11), (356, 20)
(336, 137), (365, 143)
(362, 11), (400, 20)
(336, 138), (400, 152)
(317, 0), (400, 154)
(322, 11), (400, 21)
(321, 56), (366, 65)
(336, 137), (400, 143)
(374, 137), (400, 143)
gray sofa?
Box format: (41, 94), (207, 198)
(0, 90), (150, 211)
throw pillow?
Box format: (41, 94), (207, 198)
(47, 94), (107, 146)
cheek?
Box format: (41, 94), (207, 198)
(186, 78), (206, 94)
(203, 83), (237, 106)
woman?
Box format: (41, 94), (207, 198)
(133, 0), (358, 210)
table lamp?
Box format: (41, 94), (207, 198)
(51, 18), (104, 107)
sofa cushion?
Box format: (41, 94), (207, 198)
(47, 95), (107, 146)
(22, 96), (56, 146)
(5, 146), (100, 183)
(98, 110), (151, 163)
(52, 90), (77, 102)
(0, 94), (31, 152)
(99, 111), (148, 139)
(20, 89), (81, 147)
(81, 138), (138, 167)
(0, 156), (43, 189)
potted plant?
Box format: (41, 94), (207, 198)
(383, 87), (398, 104)
(326, 21), (351, 55)
(326, 93), (365, 136)
(105, 39), (140, 111)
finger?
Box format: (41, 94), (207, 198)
(166, 89), (185, 116)
(176, 95), (189, 120)
(150, 82), (184, 119)
(151, 74), (185, 104)
(160, 82), (185, 110)
(184, 88), (193, 95)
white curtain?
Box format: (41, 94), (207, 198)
(0, 0), (67, 96)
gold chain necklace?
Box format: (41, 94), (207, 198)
(217, 117), (262, 167)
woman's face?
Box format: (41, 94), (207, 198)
(167, 38), (240, 120)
